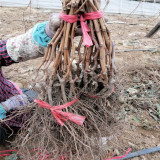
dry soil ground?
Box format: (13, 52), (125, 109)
(0, 7), (160, 160)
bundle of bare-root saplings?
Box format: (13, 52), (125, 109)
(14, 0), (115, 159)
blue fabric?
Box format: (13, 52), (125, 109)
(21, 89), (38, 103)
(32, 21), (51, 47)
(0, 104), (6, 119)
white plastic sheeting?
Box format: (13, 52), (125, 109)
(0, 0), (159, 16)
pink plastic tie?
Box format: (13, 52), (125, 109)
(59, 11), (103, 47)
(0, 149), (18, 157)
(103, 148), (132, 160)
(34, 98), (86, 126)
(60, 12), (78, 23)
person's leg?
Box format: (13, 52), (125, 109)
(0, 125), (7, 144)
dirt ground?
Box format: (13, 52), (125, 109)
(0, 7), (160, 160)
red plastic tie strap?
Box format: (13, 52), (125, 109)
(60, 12), (78, 23)
(104, 148), (132, 160)
(60, 11), (103, 47)
(34, 98), (86, 126)
(0, 149), (50, 159)
(0, 150), (18, 157)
